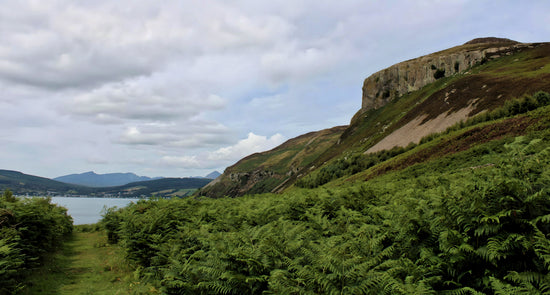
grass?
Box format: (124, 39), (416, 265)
(21, 227), (158, 295)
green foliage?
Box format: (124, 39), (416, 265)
(296, 145), (412, 188)
(534, 91), (550, 106)
(102, 131), (550, 294)
(2, 189), (16, 202)
(0, 195), (73, 294)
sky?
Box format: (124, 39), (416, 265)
(1, 0), (549, 178)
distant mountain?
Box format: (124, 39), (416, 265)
(205, 171), (221, 179)
(54, 171), (161, 187)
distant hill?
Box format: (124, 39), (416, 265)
(1, 169), (212, 198)
(98, 177), (213, 198)
(205, 171), (221, 179)
(0, 169), (93, 195)
(54, 171), (161, 187)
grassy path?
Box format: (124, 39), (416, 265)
(22, 230), (158, 295)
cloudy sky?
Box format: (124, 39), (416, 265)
(1, 0), (548, 178)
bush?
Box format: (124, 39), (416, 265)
(0, 193), (73, 293)
(534, 91), (550, 105)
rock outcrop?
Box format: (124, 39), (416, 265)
(360, 38), (528, 113)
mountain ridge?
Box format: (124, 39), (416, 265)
(54, 171), (161, 187)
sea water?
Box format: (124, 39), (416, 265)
(50, 197), (137, 225)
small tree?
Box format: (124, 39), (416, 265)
(2, 189), (16, 202)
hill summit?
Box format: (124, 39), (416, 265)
(463, 37), (518, 45)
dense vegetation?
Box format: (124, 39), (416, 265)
(102, 104), (550, 294)
(0, 191), (73, 294)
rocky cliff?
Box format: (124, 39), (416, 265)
(359, 38), (532, 113)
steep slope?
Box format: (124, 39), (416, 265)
(199, 126), (346, 197)
(290, 39), (550, 187)
(201, 38), (550, 197)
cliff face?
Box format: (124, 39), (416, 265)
(360, 38), (529, 113)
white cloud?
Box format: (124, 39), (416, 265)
(160, 155), (201, 168)
(207, 132), (286, 162)
(115, 119), (232, 148)
(156, 132), (286, 171)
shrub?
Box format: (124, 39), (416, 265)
(0, 194), (73, 293)
(534, 91), (550, 105)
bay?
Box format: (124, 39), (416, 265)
(50, 197), (137, 225)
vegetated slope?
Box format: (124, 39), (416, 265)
(54, 171), (160, 187)
(101, 104), (550, 294)
(285, 38), (550, 191)
(202, 38), (550, 197)
(199, 125), (346, 197)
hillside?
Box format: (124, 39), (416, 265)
(202, 38), (550, 197)
(199, 125), (346, 197)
